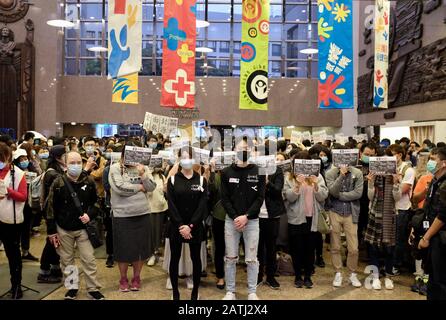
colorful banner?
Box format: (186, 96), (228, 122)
(239, 0), (270, 111)
(112, 72), (138, 104)
(160, 0), (196, 109)
(373, 0), (390, 109)
(317, 0), (354, 109)
(108, 0), (142, 79)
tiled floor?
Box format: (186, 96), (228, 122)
(0, 231), (425, 300)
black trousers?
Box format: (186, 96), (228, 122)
(40, 238), (60, 271)
(0, 222), (22, 287)
(20, 204), (34, 252)
(288, 218), (316, 279)
(258, 218), (280, 279)
(427, 235), (446, 300)
(104, 208), (113, 256)
(169, 236), (202, 297)
(212, 218), (225, 279)
(314, 232), (323, 258)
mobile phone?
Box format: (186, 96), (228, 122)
(34, 138), (41, 145)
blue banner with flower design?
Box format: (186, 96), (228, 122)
(317, 0), (353, 109)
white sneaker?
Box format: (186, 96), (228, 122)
(372, 278), (382, 290)
(147, 255), (156, 267)
(333, 272), (342, 287)
(349, 273), (362, 288)
(222, 292), (236, 300)
(248, 293), (260, 300)
(186, 277), (193, 290)
(166, 277), (172, 290)
(384, 277), (394, 290)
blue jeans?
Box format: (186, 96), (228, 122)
(224, 216), (259, 294)
(394, 209), (410, 268)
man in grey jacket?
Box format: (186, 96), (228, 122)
(325, 160), (364, 288)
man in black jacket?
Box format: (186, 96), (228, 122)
(418, 147), (446, 300)
(46, 151), (104, 300)
(221, 138), (266, 301)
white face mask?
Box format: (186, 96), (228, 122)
(180, 159), (195, 170)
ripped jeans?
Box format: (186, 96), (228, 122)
(224, 216), (259, 294)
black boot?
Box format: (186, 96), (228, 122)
(11, 285), (23, 300)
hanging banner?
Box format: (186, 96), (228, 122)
(239, 0), (270, 111)
(112, 72), (138, 104)
(108, 0), (142, 79)
(373, 0), (390, 109)
(160, 0), (196, 109)
(317, 0), (353, 109)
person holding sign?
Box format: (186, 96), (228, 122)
(325, 146), (364, 288)
(167, 146), (208, 301)
(283, 151), (328, 289)
(364, 148), (402, 291)
(109, 142), (157, 293)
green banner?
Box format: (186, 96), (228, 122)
(239, 0), (270, 111)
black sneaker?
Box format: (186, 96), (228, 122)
(315, 256), (325, 268)
(22, 253), (39, 262)
(64, 289), (78, 300)
(265, 277), (280, 290)
(304, 277), (314, 289)
(51, 268), (63, 279)
(88, 291), (105, 300)
(10, 286), (23, 300)
(106, 255), (114, 268)
(201, 271), (208, 278)
(37, 273), (62, 284)
(294, 277), (304, 288)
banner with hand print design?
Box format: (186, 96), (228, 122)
(317, 0), (354, 109)
(160, 0), (197, 109)
(239, 0), (270, 111)
(108, 0), (142, 79)
(373, 0), (390, 109)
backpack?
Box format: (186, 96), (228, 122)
(276, 252), (295, 276)
(28, 168), (55, 211)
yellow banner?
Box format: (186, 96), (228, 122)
(112, 72), (138, 104)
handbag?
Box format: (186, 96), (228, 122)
(276, 252), (295, 276)
(62, 175), (103, 249)
(317, 210), (330, 234)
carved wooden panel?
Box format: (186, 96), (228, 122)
(0, 0), (29, 23)
(393, 0), (423, 54)
(423, 0), (441, 14)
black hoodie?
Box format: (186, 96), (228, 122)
(221, 163), (266, 220)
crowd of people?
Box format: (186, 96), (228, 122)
(0, 130), (445, 301)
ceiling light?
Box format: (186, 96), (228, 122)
(294, 84), (298, 87)
(287, 66), (301, 70)
(287, 126), (295, 129)
(152, 82), (156, 85)
(87, 46), (108, 52)
(55, 122), (60, 125)
(300, 48), (318, 54)
(71, 122), (77, 125)
(90, 16), (95, 20)
(149, 78), (153, 81)
(196, 47), (214, 53)
(222, 79), (226, 82)
(47, 20), (75, 28)
(231, 125), (237, 128)
(196, 20), (210, 28)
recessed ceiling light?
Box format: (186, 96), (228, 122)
(196, 47), (214, 53)
(287, 125), (295, 129)
(294, 84), (298, 87)
(222, 79), (226, 82)
(196, 20), (210, 28)
(90, 16), (95, 19)
(55, 122), (60, 125)
(71, 122), (77, 125)
(300, 48), (318, 54)
(152, 82), (156, 85)
(88, 46), (108, 52)
(149, 78), (153, 81)
(231, 125), (237, 128)
(47, 20), (75, 28)
(287, 66), (301, 70)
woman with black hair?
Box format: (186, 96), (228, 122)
(167, 146), (208, 300)
(0, 142), (27, 299)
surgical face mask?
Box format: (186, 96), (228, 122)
(148, 142), (158, 149)
(19, 161), (29, 170)
(0, 162), (5, 170)
(167, 156), (176, 166)
(236, 150), (249, 162)
(39, 152), (49, 159)
(321, 156), (328, 164)
(361, 155), (370, 164)
(426, 160), (438, 174)
(67, 164), (83, 178)
(98, 146), (105, 152)
(180, 159), (195, 170)
(85, 146), (95, 156)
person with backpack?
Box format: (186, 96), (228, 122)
(12, 148), (39, 261)
(167, 146), (208, 300)
(37, 145), (66, 284)
(0, 142), (28, 299)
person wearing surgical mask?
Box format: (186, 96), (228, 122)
(45, 151), (105, 300)
(146, 135), (159, 154)
(38, 147), (50, 171)
(166, 146), (208, 300)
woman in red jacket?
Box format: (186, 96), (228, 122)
(0, 142), (28, 299)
